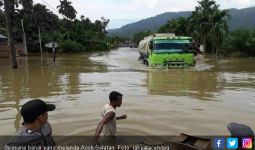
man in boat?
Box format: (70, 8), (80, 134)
(7, 99), (56, 147)
(95, 91), (127, 143)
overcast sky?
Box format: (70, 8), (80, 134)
(33, 0), (255, 29)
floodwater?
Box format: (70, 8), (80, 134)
(0, 48), (255, 136)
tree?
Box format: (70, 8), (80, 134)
(18, 0), (33, 12)
(158, 17), (189, 36)
(100, 17), (110, 43)
(0, 7), (6, 35)
(188, 0), (230, 54)
(4, 0), (18, 68)
(32, 4), (52, 63)
(133, 30), (152, 45)
(57, 0), (76, 20)
(100, 17), (110, 34)
(221, 28), (255, 57)
(1, 0), (113, 54)
(57, 0), (76, 47)
(190, 0), (216, 52)
(210, 5), (229, 56)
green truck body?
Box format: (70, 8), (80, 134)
(138, 34), (196, 68)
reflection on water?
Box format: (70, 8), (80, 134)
(0, 54), (107, 133)
(0, 54), (107, 100)
(0, 49), (255, 136)
(148, 70), (223, 101)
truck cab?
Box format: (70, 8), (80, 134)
(138, 33), (196, 68)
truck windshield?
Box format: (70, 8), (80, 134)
(154, 40), (191, 53)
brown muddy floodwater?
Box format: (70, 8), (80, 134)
(0, 48), (255, 136)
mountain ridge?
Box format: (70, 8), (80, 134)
(108, 6), (255, 38)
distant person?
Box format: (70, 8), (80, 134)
(7, 99), (56, 147)
(95, 91), (127, 143)
(228, 122), (254, 149)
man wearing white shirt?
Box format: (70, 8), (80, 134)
(95, 91), (127, 143)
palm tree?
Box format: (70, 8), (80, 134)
(53, 1), (77, 62)
(158, 17), (189, 36)
(57, 0), (76, 42)
(189, 0), (229, 54)
(192, 0), (216, 52)
(57, 0), (76, 20)
(18, 0), (33, 11)
(210, 5), (230, 57)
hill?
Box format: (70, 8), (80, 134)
(108, 6), (255, 38)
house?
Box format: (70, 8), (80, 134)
(0, 33), (27, 58)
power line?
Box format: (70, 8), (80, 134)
(40, 0), (60, 15)
(40, 0), (86, 20)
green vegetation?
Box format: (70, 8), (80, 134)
(1, 0), (254, 57)
(109, 7), (255, 38)
(221, 28), (255, 57)
(133, 0), (255, 57)
(158, 17), (189, 36)
(159, 0), (230, 56)
(107, 35), (129, 49)
(59, 40), (82, 53)
(0, 0), (118, 53)
(133, 30), (152, 45)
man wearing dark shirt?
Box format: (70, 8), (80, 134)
(7, 99), (56, 147)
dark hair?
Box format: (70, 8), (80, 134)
(109, 91), (122, 102)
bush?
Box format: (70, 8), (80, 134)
(59, 40), (83, 53)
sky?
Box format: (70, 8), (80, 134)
(33, 0), (255, 29)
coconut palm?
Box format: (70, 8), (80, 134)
(210, 5), (230, 56)
(57, 0), (76, 42)
(189, 0), (229, 54)
(57, 0), (76, 20)
(191, 0), (216, 52)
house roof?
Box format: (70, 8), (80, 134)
(0, 34), (7, 39)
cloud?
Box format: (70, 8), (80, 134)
(216, 0), (255, 9)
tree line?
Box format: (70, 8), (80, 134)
(133, 0), (255, 57)
(0, 0), (122, 54)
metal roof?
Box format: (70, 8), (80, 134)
(0, 34), (7, 39)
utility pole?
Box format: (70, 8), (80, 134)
(4, 0), (18, 68)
